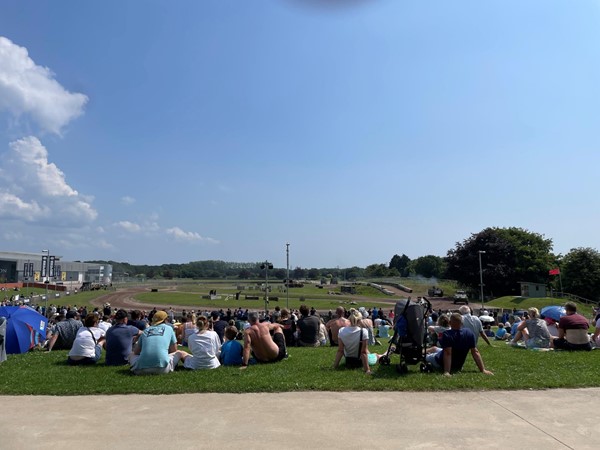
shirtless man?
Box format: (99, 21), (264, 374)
(325, 306), (350, 346)
(241, 311), (287, 368)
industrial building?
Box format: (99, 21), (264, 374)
(0, 251), (112, 288)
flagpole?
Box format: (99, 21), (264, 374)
(559, 271), (563, 294)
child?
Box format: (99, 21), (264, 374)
(495, 323), (508, 340)
(220, 325), (243, 366)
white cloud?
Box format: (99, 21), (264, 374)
(121, 196), (135, 205)
(114, 221), (142, 233)
(166, 226), (219, 244)
(0, 36), (88, 134)
(0, 136), (97, 225)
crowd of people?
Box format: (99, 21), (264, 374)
(20, 297), (596, 377)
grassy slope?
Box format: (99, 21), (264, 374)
(486, 296), (594, 313)
(1, 342), (598, 395)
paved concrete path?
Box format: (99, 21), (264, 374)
(1, 389), (598, 449)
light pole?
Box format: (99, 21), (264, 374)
(42, 249), (49, 315)
(286, 243), (290, 310)
(261, 261), (273, 315)
(478, 250), (486, 310)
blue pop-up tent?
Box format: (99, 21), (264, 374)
(0, 306), (48, 354)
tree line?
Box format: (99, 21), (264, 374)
(87, 226), (600, 302)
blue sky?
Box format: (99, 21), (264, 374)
(1, 0), (599, 268)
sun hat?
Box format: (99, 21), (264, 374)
(152, 310), (168, 325)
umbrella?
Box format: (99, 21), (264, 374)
(540, 305), (566, 322)
(0, 306), (48, 354)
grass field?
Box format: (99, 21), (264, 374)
(133, 283), (396, 311)
(1, 341), (598, 395)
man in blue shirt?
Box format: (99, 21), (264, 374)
(105, 309), (141, 366)
(426, 313), (493, 376)
(129, 311), (183, 375)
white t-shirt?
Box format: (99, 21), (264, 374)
(183, 330), (221, 370)
(338, 326), (368, 357)
(68, 327), (105, 358)
(98, 321), (112, 332)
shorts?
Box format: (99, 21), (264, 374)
(67, 345), (102, 365)
(553, 338), (592, 351)
(425, 351), (442, 370)
(255, 332), (287, 363)
(129, 352), (182, 375)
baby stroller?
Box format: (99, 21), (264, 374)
(379, 297), (432, 374)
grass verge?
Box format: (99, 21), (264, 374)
(0, 342), (598, 395)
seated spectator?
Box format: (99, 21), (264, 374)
(98, 315), (112, 333)
(544, 317), (559, 337)
(177, 314), (197, 346)
(129, 310), (147, 331)
(67, 313), (106, 365)
(220, 325), (243, 366)
(553, 302), (592, 351)
(425, 313), (493, 376)
(47, 310), (82, 351)
(428, 314), (450, 346)
(105, 309), (141, 366)
(211, 311), (228, 344)
(333, 308), (381, 374)
(494, 323), (508, 340)
(129, 311), (184, 375)
(325, 306), (350, 346)
(297, 304), (320, 347)
(180, 315), (222, 370)
(318, 318), (328, 346)
(358, 309), (377, 346)
(378, 320), (391, 339)
(278, 308), (296, 347)
(242, 311), (287, 367)
(512, 307), (552, 349)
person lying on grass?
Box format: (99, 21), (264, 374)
(425, 313), (493, 377)
(333, 308), (383, 375)
(241, 311), (287, 368)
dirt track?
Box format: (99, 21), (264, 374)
(90, 285), (462, 314)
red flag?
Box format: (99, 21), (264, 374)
(549, 268), (560, 276)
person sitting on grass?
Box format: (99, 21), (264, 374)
(278, 308), (297, 347)
(129, 311), (184, 375)
(425, 313), (493, 377)
(220, 325), (243, 366)
(553, 302), (592, 351)
(67, 313), (106, 365)
(510, 307), (552, 349)
(47, 310), (82, 351)
(179, 315), (222, 370)
(297, 304), (320, 347)
(104, 309), (141, 366)
(494, 323), (508, 340)
(333, 308), (382, 375)
(325, 306), (350, 346)
(241, 311), (287, 368)
(428, 314), (450, 346)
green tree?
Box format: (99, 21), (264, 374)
(561, 247), (600, 302)
(409, 255), (446, 278)
(365, 263), (388, 277)
(445, 227), (554, 297)
(307, 268), (320, 279)
(389, 254), (411, 276)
